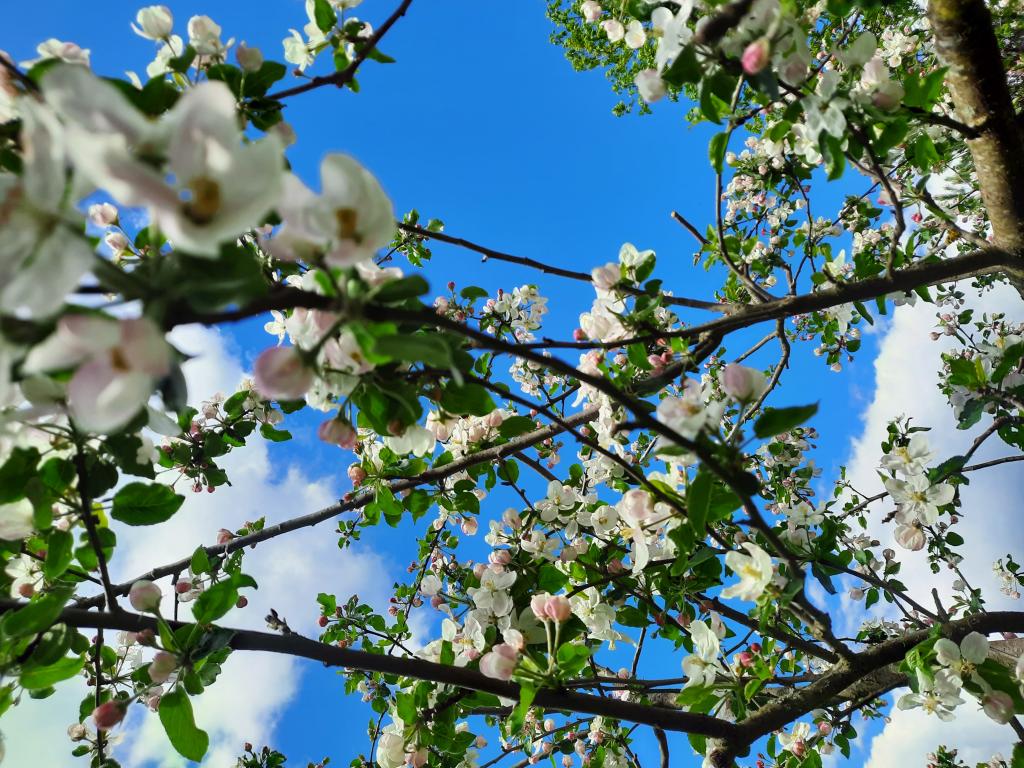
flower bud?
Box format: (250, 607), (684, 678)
(580, 1), (602, 23)
(634, 69), (666, 103)
(132, 5), (174, 40)
(741, 39), (771, 75)
(720, 363), (767, 403)
(347, 464), (367, 486)
(480, 643), (518, 680)
(318, 417), (358, 449)
(92, 700), (126, 731)
(236, 42), (263, 72)
(982, 691), (1014, 724)
(88, 202), (119, 227)
(254, 346), (313, 400)
(129, 580), (162, 613)
(148, 651), (178, 684)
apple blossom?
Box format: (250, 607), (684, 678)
(0, 100), (95, 318)
(934, 632), (988, 680)
(236, 41), (264, 72)
(894, 523), (926, 550)
(479, 643), (518, 680)
(266, 154), (395, 267)
(88, 202), (119, 227)
(0, 500), (34, 541)
(682, 620), (724, 688)
(981, 690), (1014, 723)
(129, 580), (163, 613)
(188, 15), (226, 56)
(721, 543), (773, 601)
(254, 346), (314, 400)
(23, 315), (173, 433)
(92, 700), (127, 731)
(132, 6), (174, 40)
(623, 20), (645, 49)
(720, 364), (768, 403)
(600, 20), (624, 43)
(42, 66), (284, 258)
(580, 1), (601, 23)
(634, 70), (666, 104)
(148, 651), (178, 684)
(741, 39), (771, 75)
(318, 416), (358, 449)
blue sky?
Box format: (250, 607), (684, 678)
(9, 2), (1005, 767)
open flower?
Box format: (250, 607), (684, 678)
(24, 315), (173, 433)
(682, 620), (724, 688)
(897, 668), (963, 720)
(0, 99), (94, 318)
(880, 434), (934, 476)
(934, 632), (988, 682)
(721, 543), (773, 601)
(479, 643), (518, 680)
(42, 66), (283, 257)
(265, 154), (395, 267)
(884, 475), (954, 525)
(0, 500), (35, 541)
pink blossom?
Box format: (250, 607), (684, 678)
(318, 417), (358, 449)
(480, 643), (518, 680)
(129, 580), (162, 613)
(148, 651), (178, 684)
(92, 700), (126, 730)
(741, 39), (771, 75)
(254, 346), (313, 400)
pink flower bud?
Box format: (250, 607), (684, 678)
(473, 563), (487, 579)
(347, 464), (367, 486)
(254, 346), (313, 400)
(735, 651), (754, 668)
(818, 722), (832, 735)
(236, 41), (263, 73)
(175, 580), (192, 595)
(88, 202), (119, 227)
(460, 517), (479, 535)
(480, 643), (518, 680)
(489, 550), (511, 566)
(148, 651), (178, 684)
(217, 528), (234, 546)
(741, 39), (771, 75)
(544, 595), (572, 622)
(982, 691), (1014, 724)
(573, 328), (586, 341)
(92, 700), (126, 731)
(129, 580), (162, 613)
(430, 594), (444, 609)
(720, 363), (767, 402)
(318, 417), (358, 449)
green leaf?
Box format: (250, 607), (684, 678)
(708, 132), (729, 173)
(498, 416), (536, 439)
(753, 403), (818, 439)
(259, 423), (292, 442)
(370, 275), (429, 302)
(43, 529), (74, 580)
(374, 334), (453, 368)
(509, 683), (536, 733)
(686, 471), (712, 535)
(111, 483), (184, 526)
(190, 546), (212, 576)
(159, 687), (209, 762)
(192, 574), (257, 624)
(313, 0), (336, 33)
(1, 588), (71, 638)
(661, 45), (701, 87)
(0, 448), (39, 503)
(440, 383), (495, 416)
(20, 654), (84, 690)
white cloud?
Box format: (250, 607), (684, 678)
(864, 694), (1013, 768)
(2, 325), (395, 767)
(841, 283), (1024, 767)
